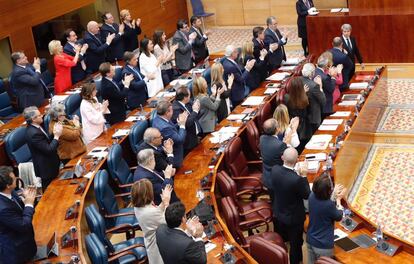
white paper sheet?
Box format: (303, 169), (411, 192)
(266, 72), (290, 81)
(338, 100), (358, 106)
(322, 119), (343, 125)
(318, 125), (339, 131)
(334, 228), (348, 241)
(331, 8), (342, 13)
(282, 58), (300, 65)
(305, 134), (332, 150)
(169, 79), (192, 86)
(156, 91), (176, 98)
(226, 114), (247, 121)
(330, 111), (351, 117)
(241, 96), (266, 106)
(342, 94), (362, 101)
(349, 82), (369, 89)
(305, 152), (327, 161)
(278, 65), (296, 71)
(112, 129), (130, 138)
(264, 88), (279, 95)
(87, 147), (109, 159)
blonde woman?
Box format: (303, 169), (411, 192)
(210, 62), (234, 122)
(273, 104), (300, 148)
(238, 41), (267, 92)
(193, 76), (224, 134)
(120, 9), (141, 52)
(48, 40), (87, 93)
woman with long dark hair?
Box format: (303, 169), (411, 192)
(153, 30), (178, 85)
(139, 38), (164, 97)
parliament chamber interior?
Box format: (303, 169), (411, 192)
(1, 0), (414, 263)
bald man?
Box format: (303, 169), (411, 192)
(84, 21), (115, 73)
(270, 147), (310, 264)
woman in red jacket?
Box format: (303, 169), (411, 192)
(48, 40), (88, 93)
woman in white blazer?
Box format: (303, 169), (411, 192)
(139, 38), (164, 97)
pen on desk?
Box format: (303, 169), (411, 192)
(214, 253), (221, 258)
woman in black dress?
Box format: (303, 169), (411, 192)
(120, 9), (142, 52)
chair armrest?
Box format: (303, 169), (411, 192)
(105, 212), (135, 218)
(246, 160), (262, 165)
(236, 189), (256, 197)
(239, 206), (272, 216)
(239, 218), (266, 228)
(232, 176), (262, 184)
(108, 251), (138, 262)
(114, 192), (131, 198)
(118, 182), (134, 188)
(105, 224), (134, 234)
(112, 243), (145, 256)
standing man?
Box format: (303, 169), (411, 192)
(270, 147), (311, 264)
(189, 16), (210, 64)
(296, 0), (314, 56)
(0, 166), (37, 264)
(314, 54), (337, 116)
(329, 37), (353, 91)
(101, 12), (125, 63)
(341, 24), (364, 80)
(265, 16), (287, 70)
(173, 19), (197, 73)
(122, 51), (149, 109)
(10, 52), (47, 111)
(24, 106), (62, 190)
(84, 21), (115, 73)
(63, 29), (88, 84)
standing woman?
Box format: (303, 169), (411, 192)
(296, 0), (314, 56)
(132, 179), (173, 264)
(80, 83), (109, 144)
(238, 41), (267, 93)
(49, 40), (87, 93)
(210, 62), (233, 122)
(120, 9), (141, 52)
(153, 30), (179, 86)
(139, 38), (164, 97)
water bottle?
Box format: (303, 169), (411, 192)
(326, 155), (333, 171)
(376, 223), (384, 241)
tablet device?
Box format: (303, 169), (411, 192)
(335, 237), (360, 252)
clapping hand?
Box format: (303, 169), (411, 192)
(211, 84), (217, 97)
(177, 111), (189, 126)
(192, 99), (200, 113)
(227, 74), (234, 89)
(186, 216), (204, 238)
(245, 59), (256, 71)
(163, 164), (175, 179)
(163, 138), (174, 155)
(53, 123), (63, 138)
(189, 32), (197, 41)
(102, 99), (109, 110)
(304, 83), (310, 92)
(22, 187), (37, 205)
(119, 23), (125, 34)
(260, 49), (268, 60)
(81, 44), (89, 53)
(290, 117), (300, 131)
(33, 57), (41, 71)
(336, 64), (343, 73)
(328, 66), (337, 77)
(136, 18), (141, 27)
(160, 184), (173, 206)
(122, 74), (134, 87)
(106, 33), (115, 44)
(314, 75), (323, 90)
(72, 115), (80, 127)
(269, 43), (279, 51)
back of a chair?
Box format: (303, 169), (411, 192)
(114, 66), (123, 82)
(250, 237), (288, 264)
(107, 144), (133, 186)
(224, 137), (249, 178)
(4, 127), (31, 165)
(85, 205), (115, 252)
(94, 170), (119, 228)
(191, 0), (206, 15)
(129, 120), (149, 154)
(64, 93), (82, 120)
(42, 114), (51, 136)
(203, 67), (211, 86)
(216, 171), (237, 200)
(149, 109), (157, 127)
(220, 196), (247, 246)
(245, 121), (261, 160)
(94, 79), (103, 102)
(85, 233), (108, 264)
(316, 256), (342, 264)
(0, 91), (16, 118)
(256, 101), (273, 133)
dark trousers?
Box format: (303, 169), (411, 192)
(274, 218), (304, 264)
(301, 38), (308, 56)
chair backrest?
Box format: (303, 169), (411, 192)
(42, 114), (51, 136)
(129, 120), (149, 154)
(85, 233), (109, 264)
(4, 127), (31, 165)
(64, 93), (82, 120)
(0, 91), (15, 117)
(203, 68), (211, 86)
(216, 171), (237, 200)
(94, 79), (103, 102)
(245, 121), (261, 160)
(250, 237), (288, 264)
(191, 0), (206, 15)
(107, 144), (133, 186)
(149, 109), (157, 127)
(220, 196), (247, 246)
(85, 205), (115, 253)
(94, 170), (119, 228)
(113, 66), (123, 82)
(316, 256), (342, 264)
(224, 137), (249, 178)
(255, 101), (273, 134)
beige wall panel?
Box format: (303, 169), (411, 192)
(243, 0), (270, 25)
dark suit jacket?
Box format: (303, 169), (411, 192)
(122, 64), (148, 109)
(222, 57), (250, 106)
(173, 30), (193, 71)
(100, 77), (127, 124)
(156, 224), (207, 264)
(315, 67), (336, 114)
(122, 22), (141, 52)
(301, 76), (325, 126)
(189, 26), (209, 63)
(329, 47), (353, 91)
(152, 116), (187, 168)
(26, 124), (60, 189)
(172, 100), (200, 152)
(63, 42), (86, 84)
(296, 0), (314, 38)
(10, 65), (46, 111)
(259, 135), (288, 189)
(238, 54), (267, 91)
(0, 191), (37, 264)
(264, 28), (287, 70)
(341, 36), (363, 65)
(270, 165), (311, 226)
(133, 165), (178, 205)
(252, 38), (269, 81)
(84, 32), (109, 73)
(100, 23), (124, 62)
(136, 142), (173, 172)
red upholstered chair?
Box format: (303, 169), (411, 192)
(245, 120), (261, 161)
(220, 196), (286, 253)
(255, 101), (273, 133)
(316, 256), (342, 264)
(250, 236), (288, 264)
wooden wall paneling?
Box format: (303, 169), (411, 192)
(270, 0), (298, 26)
(349, 0), (414, 14)
(188, 0), (244, 26)
(313, 0), (347, 9)
(242, 0), (270, 25)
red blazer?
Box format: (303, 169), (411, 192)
(54, 53), (76, 93)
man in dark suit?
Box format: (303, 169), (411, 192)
(136, 127), (174, 172)
(99, 62), (133, 124)
(63, 29), (87, 84)
(84, 21), (115, 73)
(189, 16), (210, 64)
(101, 12), (125, 63)
(156, 202), (207, 264)
(315, 54), (337, 116)
(10, 52), (46, 111)
(133, 149), (179, 205)
(341, 24), (364, 80)
(259, 118), (289, 189)
(222, 45), (255, 106)
(296, 0), (314, 56)
(0, 166), (37, 264)
(172, 86), (201, 154)
(252, 26), (270, 84)
(173, 19), (197, 73)
(23, 106), (62, 190)
(330, 37), (354, 91)
(270, 147), (310, 264)
(122, 51), (149, 109)
(265, 16), (287, 71)
(152, 100), (188, 168)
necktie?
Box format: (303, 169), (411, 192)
(305, 0), (311, 9)
(346, 38), (352, 50)
(11, 196), (23, 210)
(111, 80), (120, 91)
(183, 31), (195, 60)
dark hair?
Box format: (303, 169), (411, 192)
(253, 26), (265, 38)
(177, 19), (188, 30)
(0, 166), (14, 191)
(11, 52), (23, 64)
(99, 62), (111, 76)
(123, 51), (137, 63)
(140, 38), (151, 57)
(102, 12), (110, 23)
(165, 201), (186, 228)
(286, 77), (309, 110)
(312, 173), (333, 200)
(153, 30), (166, 49)
(190, 15), (200, 25)
(175, 86), (190, 101)
(212, 82), (223, 89)
(63, 28), (74, 41)
(131, 179), (154, 207)
(156, 100), (172, 115)
(81, 83), (97, 103)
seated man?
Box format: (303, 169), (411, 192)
(152, 100), (188, 168)
(133, 149), (179, 205)
(156, 202), (207, 264)
(136, 127), (174, 172)
(0, 166), (37, 264)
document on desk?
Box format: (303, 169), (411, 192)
(305, 134), (332, 150)
(342, 94), (362, 101)
(266, 72), (290, 81)
(156, 91), (176, 98)
(330, 8), (342, 13)
(278, 65), (296, 71)
(87, 147), (108, 159)
(226, 114), (247, 121)
(282, 58), (300, 65)
(51, 95), (69, 103)
(112, 129), (130, 138)
(169, 79), (192, 86)
(349, 82), (369, 89)
(65, 90), (81, 94)
(205, 242), (217, 253)
(330, 111), (351, 117)
(264, 88), (279, 95)
(322, 119), (343, 125)
(318, 124), (339, 131)
(341, 8), (349, 12)
(242, 96), (266, 106)
(338, 100), (358, 106)
(334, 229), (348, 241)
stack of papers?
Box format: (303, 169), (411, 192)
(209, 126), (240, 143)
(156, 91), (176, 98)
(169, 79), (192, 86)
(338, 100), (358, 106)
(266, 72), (290, 81)
(278, 65), (296, 71)
(318, 124), (339, 131)
(322, 119), (343, 125)
(334, 229), (348, 241)
(112, 129), (130, 138)
(296, 160), (320, 173)
(349, 82), (369, 89)
(342, 94), (362, 101)
(87, 147), (108, 159)
(305, 134), (332, 150)
(264, 88), (279, 95)
(282, 58), (300, 65)
(226, 114), (247, 121)
(330, 111), (351, 117)
(242, 96), (266, 106)
(305, 152), (327, 161)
